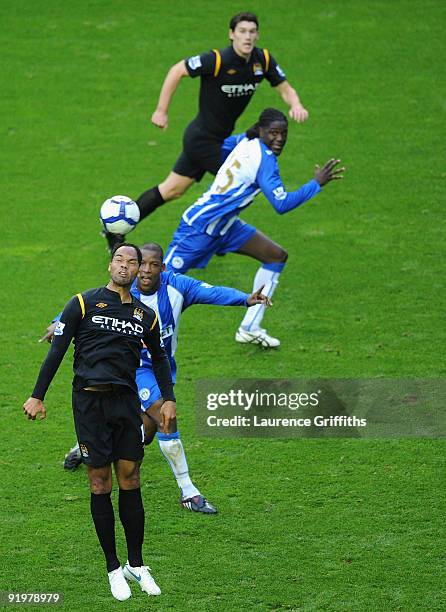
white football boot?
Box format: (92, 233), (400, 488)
(235, 327), (280, 348)
(108, 567), (131, 601)
(123, 561), (161, 596)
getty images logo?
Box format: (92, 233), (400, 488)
(92, 315), (143, 335)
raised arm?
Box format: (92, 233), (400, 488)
(151, 60), (189, 129)
(257, 152), (344, 215)
(179, 274), (271, 309)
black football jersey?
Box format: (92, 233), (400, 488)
(32, 287), (175, 401)
(185, 46), (286, 138)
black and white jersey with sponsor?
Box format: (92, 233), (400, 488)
(32, 286), (175, 400)
(185, 45), (286, 138)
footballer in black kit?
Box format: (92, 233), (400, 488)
(24, 244), (175, 600)
(175, 45), (286, 181)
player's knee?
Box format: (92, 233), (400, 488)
(116, 463), (140, 490)
(89, 473), (112, 494)
(146, 398), (163, 428)
(119, 474), (141, 490)
(159, 181), (188, 201)
(268, 246), (288, 263)
(143, 411), (158, 446)
(278, 248), (288, 263)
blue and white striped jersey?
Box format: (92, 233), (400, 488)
(182, 136), (321, 237)
(131, 270), (248, 368)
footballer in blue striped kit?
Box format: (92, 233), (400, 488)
(165, 108), (345, 348)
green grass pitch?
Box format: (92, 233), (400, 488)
(1, 1), (445, 610)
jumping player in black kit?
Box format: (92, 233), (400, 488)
(23, 244), (176, 602)
(104, 12), (309, 251)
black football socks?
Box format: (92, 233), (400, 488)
(90, 492), (120, 572)
(118, 488), (145, 568)
(136, 186), (165, 220)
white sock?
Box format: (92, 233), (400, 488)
(158, 437), (200, 499)
(240, 265), (283, 331)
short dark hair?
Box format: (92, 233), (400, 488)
(246, 108), (288, 139)
(229, 12), (259, 30)
(140, 242), (164, 261)
(110, 242), (142, 265)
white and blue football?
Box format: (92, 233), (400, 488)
(100, 195), (140, 235)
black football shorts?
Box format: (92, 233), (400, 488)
(172, 120), (223, 181)
(72, 387), (144, 467)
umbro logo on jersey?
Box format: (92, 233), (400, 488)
(227, 68), (237, 75)
(96, 302), (108, 308)
(133, 307), (144, 322)
(221, 83), (259, 97)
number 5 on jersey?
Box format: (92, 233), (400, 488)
(216, 159), (241, 194)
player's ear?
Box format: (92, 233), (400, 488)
(229, 28), (234, 41)
(162, 263), (166, 271)
(108, 263), (111, 273)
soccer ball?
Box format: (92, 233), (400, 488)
(100, 195), (140, 235)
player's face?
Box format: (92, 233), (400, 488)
(259, 121), (288, 156)
(138, 249), (165, 293)
(230, 21), (259, 58)
(108, 246), (140, 288)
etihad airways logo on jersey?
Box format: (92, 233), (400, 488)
(221, 83), (259, 97)
(91, 315), (143, 335)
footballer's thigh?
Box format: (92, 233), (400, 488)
(236, 229), (288, 264)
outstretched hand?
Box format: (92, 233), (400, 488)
(247, 285), (273, 307)
(314, 159), (345, 187)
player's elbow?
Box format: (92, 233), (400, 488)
(171, 60), (188, 79)
(272, 201), (290, 215)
